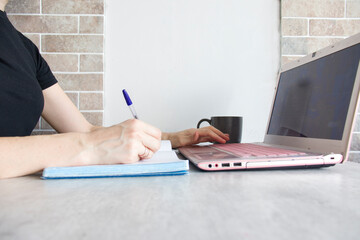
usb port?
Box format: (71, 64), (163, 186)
(221, 163), (230, 167)
(233, 162), (242, 167)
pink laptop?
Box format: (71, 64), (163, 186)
(179, 33), (360, 171)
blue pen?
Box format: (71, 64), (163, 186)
(122, 89), (139, 119)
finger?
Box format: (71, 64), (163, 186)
(136, 120), (162, 140)
(198, 129), (227, 144)
(139, 148), (154, 160)
(139, 131), (162, 153)
(138, 145), (154, 160)
(207, 126), (230, 141)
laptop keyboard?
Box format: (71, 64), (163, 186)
(211, 143), (307, 157)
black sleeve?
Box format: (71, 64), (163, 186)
(19, 33), (58, 90)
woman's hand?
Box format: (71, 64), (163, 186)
(78, 119), (162, 165)
(162, 126), (230, 148)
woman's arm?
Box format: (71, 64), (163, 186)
(0, 84), (161, 179)
(0, 119), (162, 179)
(42, 83), (96, 133)
(162, 126), (230, 148)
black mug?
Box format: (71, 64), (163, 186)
(197, 116), (243, 143)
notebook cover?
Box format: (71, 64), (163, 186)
(42, 160), (189, 179)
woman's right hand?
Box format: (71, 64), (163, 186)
(77, 119), (162, 166)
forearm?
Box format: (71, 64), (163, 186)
(0, 133), (87, 179)
(162, 127), (229, 148)
(162, 132), (182, 148)
(0, 119), (163, 179)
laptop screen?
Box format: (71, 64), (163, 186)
(267, 43), (360, 140)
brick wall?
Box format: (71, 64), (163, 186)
(5, 0), (104, 134)
(281, 0), (360, 162)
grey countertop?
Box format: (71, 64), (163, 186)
(0, 162), (359, 240)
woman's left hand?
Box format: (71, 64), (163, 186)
(162, 126), (230, 148)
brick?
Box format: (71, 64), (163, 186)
(307, 37), (343, 53)
(42, 54), (78, 72)
(80, 16), (104, 34)
(65, 92), (79, 107)
(282, 37), (342, 55)
(24, 34), (40, 49)
(79, 93), (103, 110)
(42, 0), (104, 14)
(282, 18), (308, 36)
(55, 74), (103, 91)
(354, 114), (360, 132)
(34, 119), (40, 129)
(281, 56), (302, 66)
(347, 0), (360, 17)
(282, 0), (345, 18)
(5, 0), (40, 14)
(282, 37), (308, 55)
(347, 152), (360, 163)
(40, 118), (53, 130)
(81, 112), (103, 126)
(7, 15), (77, 34)
(80, 55), (103, 72)
(31, 130), (57, 135)
(350, 133), (360, 151)
(42, 35), (103, 53)
(310, 19), (360, 36)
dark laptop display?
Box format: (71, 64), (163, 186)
(267, 43), (360, 140)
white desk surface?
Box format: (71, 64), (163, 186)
(0, 162), (359, 240)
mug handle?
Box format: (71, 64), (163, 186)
(197, 119), (211, 129)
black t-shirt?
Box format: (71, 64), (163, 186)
(0, 10), (57, 136)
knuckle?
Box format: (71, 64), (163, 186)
(124, 119), (139, 129)
(127, 131), (139, 139)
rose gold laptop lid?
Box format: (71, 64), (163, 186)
(263, 33), (360, 163)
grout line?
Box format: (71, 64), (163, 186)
(281, 17), (360, 20)
(38, 117), (42, 129)
(65, 91), (104, 93)
(7, 13), (104, 17)
(39, 33), (42, 53)
(80, 110), (104, 113)
(78, 16), (80, 34)
(282, 55), (306, 57)
(345, 0), (347, 18)
(41, 52), (103, 55)
(78, 54), (81, 72)
(20, 33), (104, 36)
(32, 129), (56, 132)
(282, 36), (347, 38)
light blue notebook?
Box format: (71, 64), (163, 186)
(42, 141), (189, 179)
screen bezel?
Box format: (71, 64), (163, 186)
(264, 33), (360, 160)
